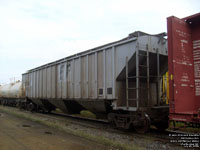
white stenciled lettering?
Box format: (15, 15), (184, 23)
(193, 39), (200, 96)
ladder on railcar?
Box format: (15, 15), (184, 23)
(125, 43), (150, 109)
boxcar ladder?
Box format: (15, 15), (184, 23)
(126, 44), (150, 109)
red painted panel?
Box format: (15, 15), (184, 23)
(167, 13), (200, 122)
(191, 21), (200, 111)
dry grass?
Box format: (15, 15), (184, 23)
(169, 121), (200, 133)
(80, 110), (96, 119)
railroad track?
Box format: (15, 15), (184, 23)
(34, 111), (199, 148)
(42, 111), (196, 135)
(33, 111), (111, 131)
(51, 111), (109, 125)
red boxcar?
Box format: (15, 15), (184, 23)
(167, 13), (200, 126)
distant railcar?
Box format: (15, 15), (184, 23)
(22, 31), (169, 132)
(0, 81), (25, 106)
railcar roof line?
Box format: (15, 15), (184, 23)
(23, 31), (166, 74)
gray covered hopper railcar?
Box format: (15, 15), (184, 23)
(22, 31), (168, 132)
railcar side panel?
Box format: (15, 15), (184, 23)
(105, 48), (113, 99)
(67, 60), (74, 98)
(74, 58), (81, 99)
(88, 54), (96, 99)
(36, 70), (39, 98)
(63, 62), (67, 99)
(42, 68), (47, 98)
(81, 56), (88, 98)
(33, 72), (36, 98)
(39, 70), (43, 98)
(115, 42), (136, 78)
(47, 67), (51, 99)
(51, 65), (56, 99)
(97, 51), (104, 99)
(30, 72), (33, 98)
(57, 64), (61, 99)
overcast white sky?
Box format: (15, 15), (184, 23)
(0, 0), (199, 84)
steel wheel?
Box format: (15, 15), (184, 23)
(134, 114), (151, 133)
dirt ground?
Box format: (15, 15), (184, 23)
(0, 112), (111, 150)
